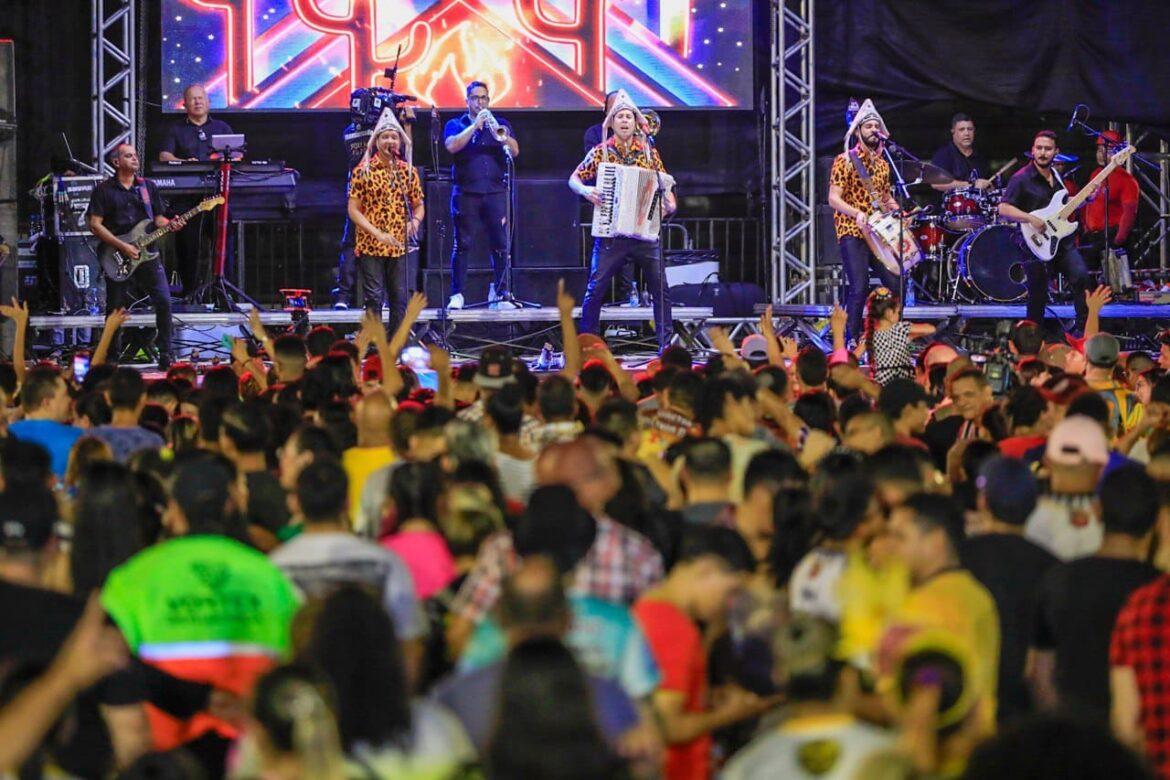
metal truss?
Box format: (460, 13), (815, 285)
(92, 0), (137, 175)
(769, 0), (815, 304)
(1123, 124), (1170, 271)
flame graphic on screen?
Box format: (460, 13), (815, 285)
(403, 22), (514, 105)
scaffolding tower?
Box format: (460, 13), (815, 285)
(92, 0), (137, 175)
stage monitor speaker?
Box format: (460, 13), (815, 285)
(58, 238), (106, 315)
(423, 179), (583, 271)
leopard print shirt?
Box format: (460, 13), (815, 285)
(349, 156), (424, 258)
(574, 136), (667, 183)
(829, 144), (892, 241)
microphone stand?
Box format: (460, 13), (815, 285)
(647, 132), (671, 353)
(882, 138), (918, 308)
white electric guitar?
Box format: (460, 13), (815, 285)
(1021, 144), (1135, 261)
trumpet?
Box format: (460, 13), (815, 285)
(482, 110), (509, 142)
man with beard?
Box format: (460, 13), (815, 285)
(998, 130), (1095, 332)
(827, 99), (902, 342)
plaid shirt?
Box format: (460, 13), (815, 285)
(457, 398), (541, 450)
(450, 516), (664, 623)
(1111, 575), (1170, 777)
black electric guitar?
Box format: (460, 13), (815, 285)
(99, 195), (223, 282)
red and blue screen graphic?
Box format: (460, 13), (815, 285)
(160, 0), (753, 110)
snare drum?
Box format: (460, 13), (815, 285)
(955, 224), (1030, 302)
(942, 188), (987, 232)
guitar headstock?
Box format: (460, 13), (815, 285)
(1110, 145), (1136, 166)
(198, 196), (226, 212)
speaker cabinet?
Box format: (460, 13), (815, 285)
(58, 238), (106, 314)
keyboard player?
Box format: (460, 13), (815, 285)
(569, 90), (676, 352)
(158, 83), (233, 297)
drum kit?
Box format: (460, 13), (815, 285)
(901, 153), (1078, 303)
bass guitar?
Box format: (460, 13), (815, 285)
(1020, 145), (1135, 261)
(99, 195), (224, 282)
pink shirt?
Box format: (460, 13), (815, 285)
(381, 529), (457, 600)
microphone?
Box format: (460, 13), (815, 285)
(1066, 104), (1086, 132)
(874, 130), (899, 150)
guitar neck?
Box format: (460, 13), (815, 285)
(1057, 157), (1125, 220)
(135, 202), (206, 248)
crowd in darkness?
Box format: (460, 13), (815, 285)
(4, 282), (1170, 779)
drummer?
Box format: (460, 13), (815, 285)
(930, 113), (993, 193)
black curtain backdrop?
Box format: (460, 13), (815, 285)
(815, 0), (1170, 157)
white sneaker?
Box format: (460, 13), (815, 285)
(447, 293), (464, 310)
(487, 283), (499, 304)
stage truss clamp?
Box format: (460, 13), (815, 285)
(92, 0), (137, 175)
(769, 0), (816, 305)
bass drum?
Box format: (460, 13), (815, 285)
(956, 224), (1030, 302)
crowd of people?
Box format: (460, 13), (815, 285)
(3, 282), (1170, 779)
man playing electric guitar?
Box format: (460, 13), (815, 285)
(87, 143), (183, 368)
(998, 129), (1095, 333)
(828, 99), (902, 342)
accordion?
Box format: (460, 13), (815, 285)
(591, 162), (675, 242)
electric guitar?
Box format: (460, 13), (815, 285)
(1020, 145), (1135, 261)
(99, 196), (224, 282)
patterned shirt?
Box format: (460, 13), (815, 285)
(1111, 575), (1170, 778)
(829, 144), (892, 241)
(450, 517), (665, 624)
(870, 321), (915, 385)
(574, 136), (667, 184)
(348, 155), (423, 259)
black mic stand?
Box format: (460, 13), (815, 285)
(882, 138), (921, 307)
(647, 132), (672, 354)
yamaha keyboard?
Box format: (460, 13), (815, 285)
(149, 161), (299, 219)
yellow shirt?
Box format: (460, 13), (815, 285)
(342, 446), (396, 534)
(885, 570), (1000, 735)
(837, 549), (910, 672)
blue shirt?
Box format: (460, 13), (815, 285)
(444, 113), (513, 195)
(88, 425), (165, 463)
(9, 419), (84, 478)
(459, 593), (660, 699)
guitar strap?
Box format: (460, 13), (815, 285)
(136, 177), (156, 223)
(847, 150), (883, 213)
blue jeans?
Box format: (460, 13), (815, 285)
(839, 236), (899, 341)
(580, 237), (672, 350)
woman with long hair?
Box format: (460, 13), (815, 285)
(382, 461), (456, 600)
(70, 460), (153, 594)
(486, 637), (627, 780)
(296, 585), (474, 776)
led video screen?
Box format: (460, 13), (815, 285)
(161, 0), (753, 110)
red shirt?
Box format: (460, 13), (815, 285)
(998, 435), (1047, 459)
(1082, 166), (1139, 243)
(633, 598), (709, 780)
(1111, 575), (1170, 777)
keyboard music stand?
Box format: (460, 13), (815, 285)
(185, 134), (263, 312)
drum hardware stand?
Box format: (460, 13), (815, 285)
(882, 139), (933, 306)
(185, 141), (263, 313)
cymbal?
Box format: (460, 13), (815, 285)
(900, 160), (956, 186)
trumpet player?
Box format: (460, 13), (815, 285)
(443, 80), (520, 310)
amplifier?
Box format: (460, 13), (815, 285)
(51, 175), (103, 237)
(665, 249), (720, 287)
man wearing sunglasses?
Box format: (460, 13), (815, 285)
(158, 84), (235, 297)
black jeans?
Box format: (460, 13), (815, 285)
(335, 218), (359, 306)
(358, 253), (412, 336)
(581, 237), (672, 350)
(107, 258), (173, 359)
(839, 235), (900, 340)
(450, 190), (508, 297)
(1024, 242), (1091, 331)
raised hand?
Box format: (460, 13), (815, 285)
(0, 297), (30, 328)
(425, 342), (451, 374)
(1085, 284), (1113, 312)
(829, 304), (847, 334)
(758, 304), (776, 339)
(405, 291), (428, 322)
(248, 307), (269, 342)
(51, 595), (129, 692)
(556, 278), (576, 317)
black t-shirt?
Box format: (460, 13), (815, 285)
(931, 143), (991, 184)
(961, 533), (1058, 724)
(1032, 555), (1160, 723)
(444, 113), (513, 195)
(86, 176), (166, 237)
(1002, 162), (1065, 214)
(159, 116), (235, 161)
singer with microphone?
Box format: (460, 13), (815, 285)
(828, 99), (902, 342)
(443, 81), (520, 310)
